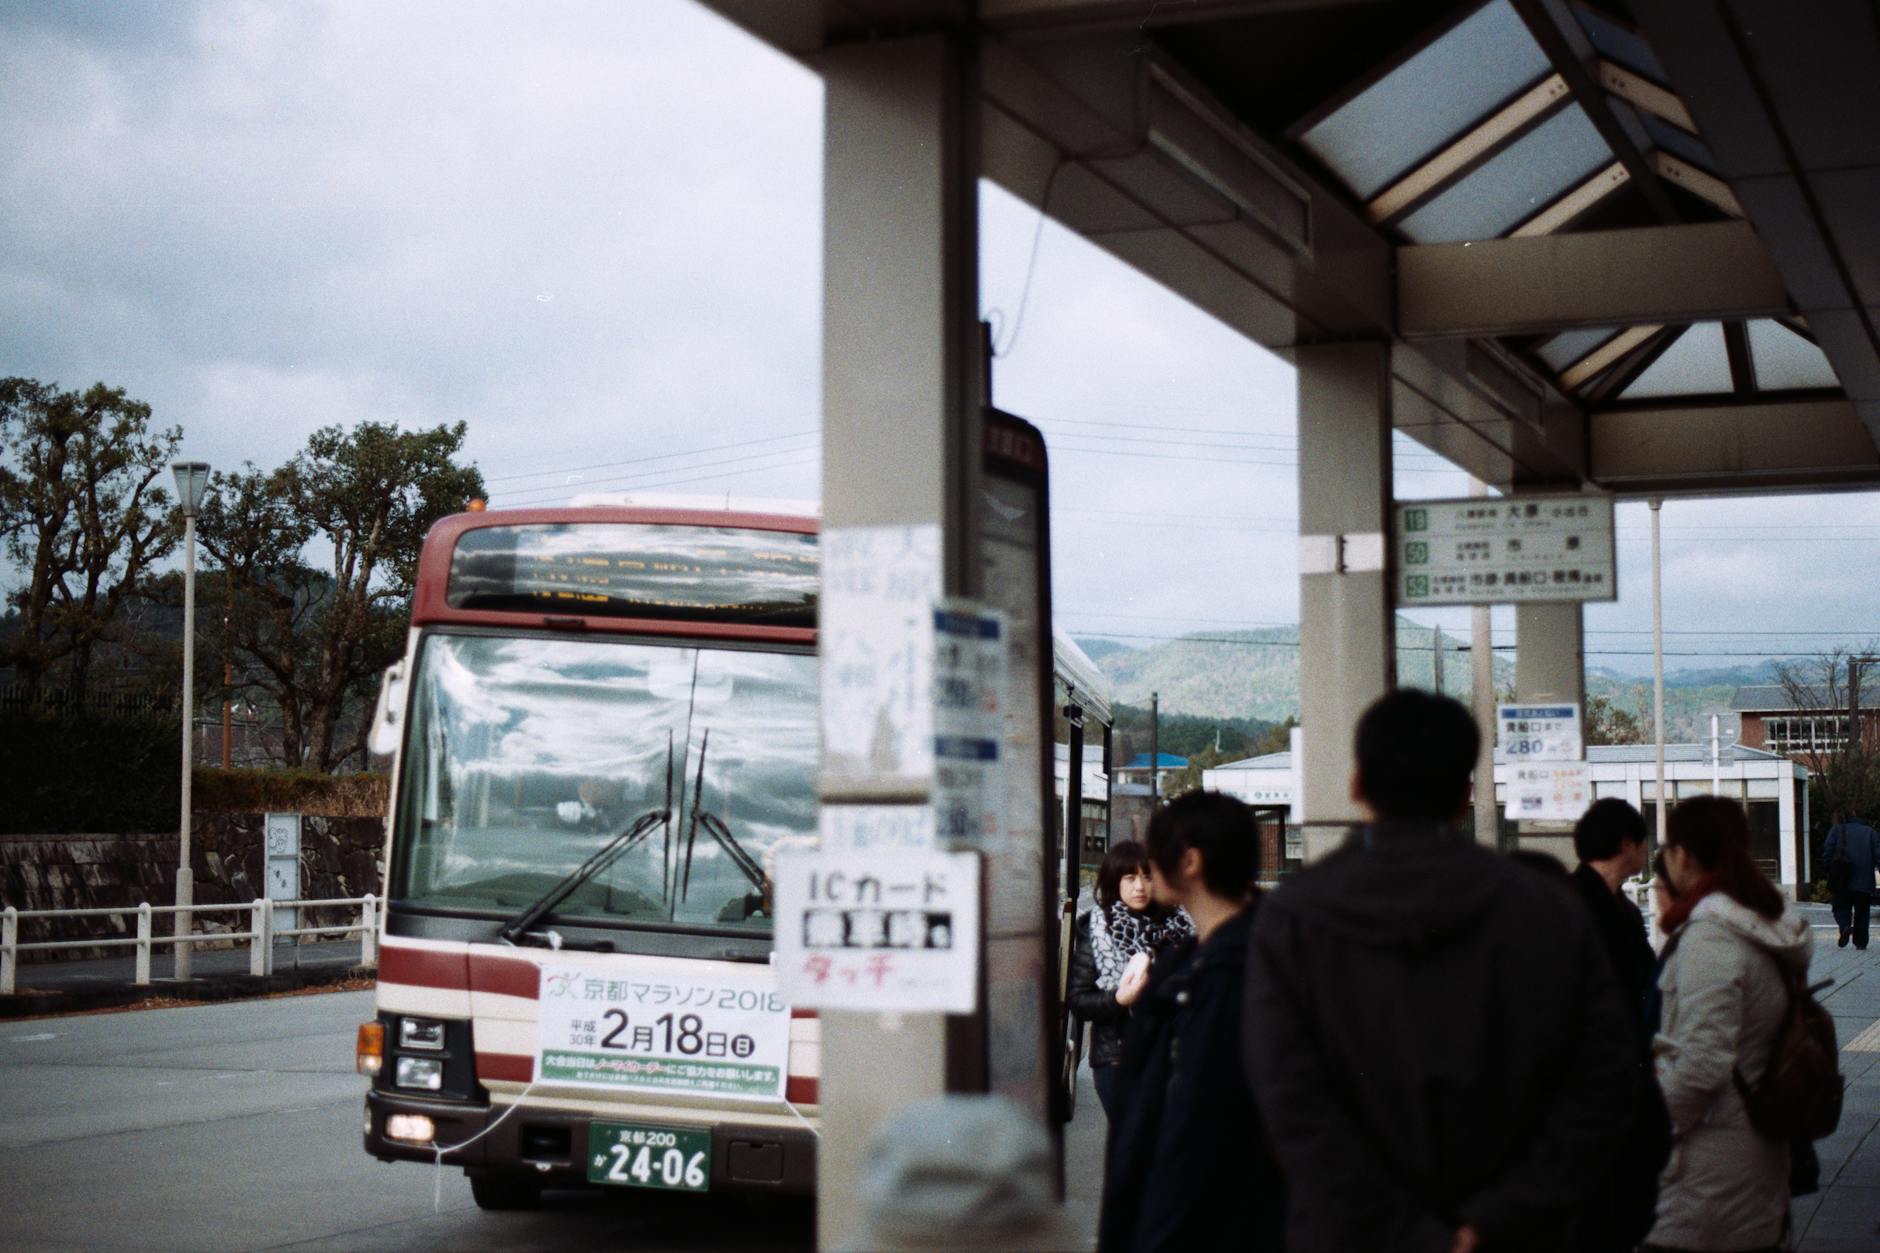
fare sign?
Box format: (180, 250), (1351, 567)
(1395, 496), (1616, 606)
(1498, 704), (1583, 763)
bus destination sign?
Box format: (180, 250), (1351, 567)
(1394, 495), (1616, 607)
(448, 523), (817, 626)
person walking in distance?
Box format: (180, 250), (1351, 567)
(1823, 808), (1878, 950)
(1244, 690), (1637, 1253)
(1066, 840), (1193, 1119)
(1568, 799), (1672, 1251)
(1641, 797), (1813, 1253)
(1098, 792), (1284, 1252)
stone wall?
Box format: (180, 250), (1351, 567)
(1, 814), (386, 961)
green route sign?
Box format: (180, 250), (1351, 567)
(1393, 495), (1616, 607)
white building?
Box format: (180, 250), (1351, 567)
(1204, 743), (1812, 892)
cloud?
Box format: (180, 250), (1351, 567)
(2, 0), (1875, 685)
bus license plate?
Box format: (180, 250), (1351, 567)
(587, 1122), (711, 1192)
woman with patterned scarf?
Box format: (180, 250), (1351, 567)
(1067, 840), (1194, 1117)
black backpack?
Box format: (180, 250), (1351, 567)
(1732, 950), (1844, 1142)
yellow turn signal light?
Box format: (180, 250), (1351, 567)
(356, 1021), (385, 1076)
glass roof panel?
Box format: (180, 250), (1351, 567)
(1640, 114), (1715, 172)
(1298, 1), (1550, 201)
(1574, 5), (1669, 81)
(1398, 105), (1611, 243)
(1537, 327), (1620, 372)
(1747, 320), (1840, 390)
(1621, 323), (1733, 399)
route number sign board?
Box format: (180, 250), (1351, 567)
(1396, 496), (1616, 606)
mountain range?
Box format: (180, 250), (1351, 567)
(1076, 622), (1766, 745)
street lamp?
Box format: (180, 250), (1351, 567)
(171, 460), (211, 979)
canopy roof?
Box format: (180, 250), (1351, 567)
(706, 0), (1880, 498)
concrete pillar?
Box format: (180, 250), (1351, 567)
(1296, 342), (1395, 859)
(817, 34), (981, 1252)
(1777, 767), (1798, 896)
(1513, 600), (1586, 865)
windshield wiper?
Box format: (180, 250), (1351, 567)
(499, 807), (670, 945)
(677, 729), (768, 902)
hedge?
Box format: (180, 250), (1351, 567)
(0, 710), (181, 834)
(191, 767), (389, 818)
(0, 711), (389, 833)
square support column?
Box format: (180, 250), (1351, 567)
(1296, 342), (1395, 858)
(817, 33), (983, 1252)
(1513, 600), (1586, 865)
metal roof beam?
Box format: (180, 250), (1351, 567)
(1397, 220), (1788, 338)
(1590, 398), (1880, 490)
(1510, 0), (1680, 222)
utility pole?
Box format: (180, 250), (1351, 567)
(1851, 655), (1878, 763)
(222, 658), (233, 770)
(1432, 623), (1444, 696)
(1150, 691), (1160, 805)
(1469, 479), (1497, 848)
(1650, 498), (1667, 849)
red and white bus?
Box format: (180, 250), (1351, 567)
(357, 497), (823, 1209)
(356, 486), (1116, 1208)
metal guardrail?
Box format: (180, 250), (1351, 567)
(0, 895), (378, 995)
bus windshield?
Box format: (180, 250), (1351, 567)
(393, 631), (817, 936)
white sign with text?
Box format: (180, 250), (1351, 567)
(772, 848), (980, 1013)
(536, 963), (791, 1101)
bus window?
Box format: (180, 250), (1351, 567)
(392, 632), (816, 936)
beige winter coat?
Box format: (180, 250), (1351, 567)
(1645, 892), (1813, 1251)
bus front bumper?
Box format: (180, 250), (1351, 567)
(362, 1089), (817, 1195)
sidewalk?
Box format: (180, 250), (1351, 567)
(3, 915), (1876, 1247)
(1796, 913), (1880, 1252)
(0, 937), (366, 1018)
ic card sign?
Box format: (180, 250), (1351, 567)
(773, 848), (980, 1013)
(1396, 495), (1616, 606)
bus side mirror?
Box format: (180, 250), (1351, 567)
(369, 660), (408, 758)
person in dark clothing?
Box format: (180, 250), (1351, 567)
(1824, 809), (1879, 949)
(1099, 792), (1284, 1253)
(1569, 798), (1672, 1252)
(1244, 690), (1638, 1253)
(1067, 840), (1193, 1117)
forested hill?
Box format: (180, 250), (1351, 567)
(1076, 625), (1760, 743)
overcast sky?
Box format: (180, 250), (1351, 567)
(4, 0), (1878, 683)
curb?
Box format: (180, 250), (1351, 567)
(0, 963), (376, 1019)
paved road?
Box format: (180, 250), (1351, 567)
(0, 988), (1107, 1251)
(8, 938), (363, 994)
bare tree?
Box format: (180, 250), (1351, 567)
(1771, 644), (1880, 823)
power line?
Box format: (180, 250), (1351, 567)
(1063, 627), (1851, 658)
(491, 454), (818, 501)
(485, 429), (817, 484)
(491, 445), (819, 502)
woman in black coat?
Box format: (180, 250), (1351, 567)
(1098, 793), (1285, 1253)
(1067, 840), (1192, 1117)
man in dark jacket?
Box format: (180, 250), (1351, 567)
(1825, 809), (1879, 949)
(1567, 798), (1671, 1251)
(1101, 792), (1284, 1253)
(1243, 690), (1637, 1253)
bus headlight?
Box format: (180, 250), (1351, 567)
(386, 1114), (436, 1143)
(396, 1056), (445, 1092)
(399, 1017), (447, 1050)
